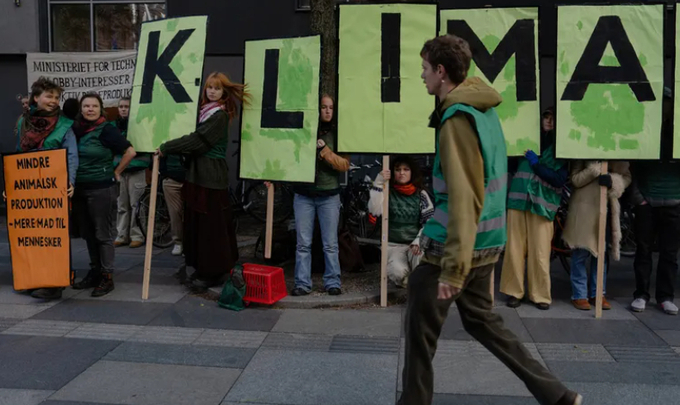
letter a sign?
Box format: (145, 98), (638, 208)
(128, 16), (208, 152)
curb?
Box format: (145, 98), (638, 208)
(209, 286), (408, 309)
(272, 288), (407, 309)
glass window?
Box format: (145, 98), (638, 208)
(94, 4), (166, 51)
(51, 4), (92, 52)
(297, 0), (311, 11)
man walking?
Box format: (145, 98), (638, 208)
(398, 35), (581, 405)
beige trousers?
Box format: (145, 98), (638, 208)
(387, 243), (422, 288)
(162, 178), (184, 244)
(500, 209), (553, 304)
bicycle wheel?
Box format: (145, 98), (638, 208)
(619, 207), (636, 257)
(244, 182), (294, 224)
(136, 188), (174, 249)
(343, 187), (379, 239)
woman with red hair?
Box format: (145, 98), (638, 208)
(159, 72), (249, 289)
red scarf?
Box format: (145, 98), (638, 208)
(393, 183), (417, 196)
(73, 116), (107, 139)
(19, 108), (60, 151)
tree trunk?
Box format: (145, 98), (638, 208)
(310, 0), (433, 99)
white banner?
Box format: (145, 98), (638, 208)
(26, 52), (136, 108)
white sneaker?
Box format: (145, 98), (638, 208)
(631, 298), (646, 312)
(171, 244), (183, 256)
(661, 301), (679, 315)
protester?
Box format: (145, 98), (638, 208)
(367, 156), (433, 288)
(14, 78), (79, 300)
(288, 94), (349, 296)
(500, 108), (568, 310)
(62, 98), (79, 121)
(629, 88), (680, 315)
(20, 95), (29, 113)
(398, 35), (581, 405)
(158, 72), (246, 289)
(72, 93), (137, 297)
(562, 160), (630, 311)
(112, 97), (150, 249)
(160, 154), (186, 256)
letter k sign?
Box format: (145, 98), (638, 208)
(140, 29), (195, 104)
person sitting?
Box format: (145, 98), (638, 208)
(368, 156), (433, 288)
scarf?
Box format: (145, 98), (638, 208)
(19, 107), (61, 151)
(393, 183), (417, 196)
(73, 116), (107, 140)
(199, 102), (224, 124)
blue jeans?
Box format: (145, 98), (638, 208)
(293, 193), (342, 292)
(570, 248), (608, 300)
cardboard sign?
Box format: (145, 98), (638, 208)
(556, 5), (663, 159)
(3, 149), (71, 290)
(441, 8), (540, 156)
(337, 3), (437, 153)
(127, 16), (208, 152)
(240, 36), (321, 182)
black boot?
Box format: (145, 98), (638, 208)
(92, 273), (114, 297)
(30, 288), (63, 300)
(73, 269), (102, 290)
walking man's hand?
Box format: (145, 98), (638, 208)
(437, 282), (460, 300)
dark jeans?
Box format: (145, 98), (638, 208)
(73, 185), (117, 274)
(398, 262), (568, 405)
(634, 204), (680, 302)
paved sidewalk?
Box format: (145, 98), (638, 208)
(0, 228), (679, 405)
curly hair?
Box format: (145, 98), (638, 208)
(29, 77), (63, 106)
(420, 35), (472, 85)
(390, 155), (424, 191)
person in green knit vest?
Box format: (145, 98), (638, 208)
(71, 93), (137, 298)
(500, 107), (568, 311)
(398, 35), (581, 405)
(629, 88), (680, 315)
(112, 97), (150, 249)
(13, 78), (79, 300)
(367, 156), (433, 288)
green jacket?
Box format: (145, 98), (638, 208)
(507, 145), (564, 221)
(631, 161), (680, 207)
(294, 128), (349, 197)
(421, 78), (507, 288)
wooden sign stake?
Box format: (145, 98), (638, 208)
(380, 155), (390, 307)
(595, 161), (609, 319)
(142, 155), (160, 300)
(265, 184), (275, 259)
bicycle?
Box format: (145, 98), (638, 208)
(341, 160), (382, 239)
(136, 175), (174, 249)
(551, 184), (572, 274)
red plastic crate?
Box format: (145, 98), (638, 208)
(242, 263), (287, 305)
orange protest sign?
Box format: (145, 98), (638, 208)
(3, 149), (72, 290)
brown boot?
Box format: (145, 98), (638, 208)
(589, 297), (612, 310)
(129, 241), (144, 248)
(572, 299), (591, 310)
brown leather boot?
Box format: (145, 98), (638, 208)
(589, 297), (612, 310)
(572, 299), (591, 310)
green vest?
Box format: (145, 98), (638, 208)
(76, 123), (115, 183)
(16, 115), (73, 152)
(204, 117), (229, 159)
(423, 104), (507, 251)
(313, 131), (340, 191)
(507, 145), (563, 221)
(389, 190), (421, 244)
(635, 161), (680, 205)
(110, 120), (149, 170)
